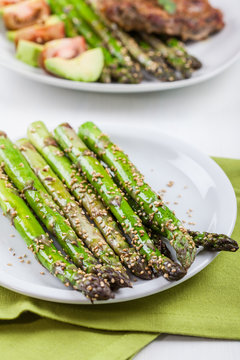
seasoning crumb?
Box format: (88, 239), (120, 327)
(173, 201), (178, 205)
(40, 271), (45, 275)
(8, 247), (13, 251)
(184, 185), (188, 189)
(10, 234), (15, 238)
(166, 181), (174, 187)
(178, 194), (182, 198)
(26, 260), (31, 264)
(188, 221), (196, 226)
(7, 263), (12, 266)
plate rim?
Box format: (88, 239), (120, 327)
(0, 124), (237, 304)
(0, 48), (239, 94)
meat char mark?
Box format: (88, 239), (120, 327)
(98, 0), (224, 41)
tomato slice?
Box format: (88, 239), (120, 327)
(14, 21), (65, 45)
(3, 0), (50, 30)
(40, 37), (87, 69)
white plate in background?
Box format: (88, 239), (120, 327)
(0, 0), (239, 93)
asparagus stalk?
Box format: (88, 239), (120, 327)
(47, 0), (78, 38)
(17, 137), (131, 288)
(0, 167), (113, 300)
(27, 121), (152, 280)
(87, 0), (176, 82)
(78, 122), (196, 269)
(189, 231), (239, 252)
(69, 0), (128, 64)
(124, 188), (238, 254)
(114, 30), (177, 81)
(0, 132), (125, 289)
(167, 38), (202, 70)
(54, 123), (186, 281)
(141, 33), (194, 79)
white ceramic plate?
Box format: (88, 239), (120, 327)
(0, 0), (240, 93)
(0, 123), (237, 304)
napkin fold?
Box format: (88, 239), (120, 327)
(0, 157), (239, 360)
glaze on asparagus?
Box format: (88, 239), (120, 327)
(0, 132), (125, 289)
(54, 123), (186, 281)
(0, 167), (113, 300)
(78, 122), (196, 269)
(27, 121), (152, 279)
(17, 137), (131, 288)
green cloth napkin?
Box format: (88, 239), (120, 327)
(0, 157), (239, 360)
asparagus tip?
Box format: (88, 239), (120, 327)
(162, 260), (187, 281)
(207, 236), (239, 252)
(189, 231), (239, 252)
(126, 254), (153, 280)
(77, 273), (114, 301)
(97, 266), (132, 290)
(150, 257), (187, 281)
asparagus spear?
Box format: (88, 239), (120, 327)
(87, 0), (176, 82)
(0, 167), (113, 301)
(0, 132), (126, 289)
(167, 38), (202, 70)
(123, 189), (238, 254)
(141, 33), (194, 79)
(112, 30), (177, 81)
(47, 0), (78, 38)
(27, 121), (151, 280)
(54, 123), (186, 281)
(189, 231), (239, 252)
(78, 122), (196, 269)
(69, 0), (128, 64)
(17, 137), (131, 287)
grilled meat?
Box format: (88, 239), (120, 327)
(98, 0), (224, 41)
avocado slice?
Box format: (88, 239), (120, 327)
(44, 48), (104, 82)
(16, 40), (43, 67)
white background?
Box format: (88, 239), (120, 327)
(0, 59), (239, 358)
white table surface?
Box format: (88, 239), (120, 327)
(0, 59), (239, 359)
